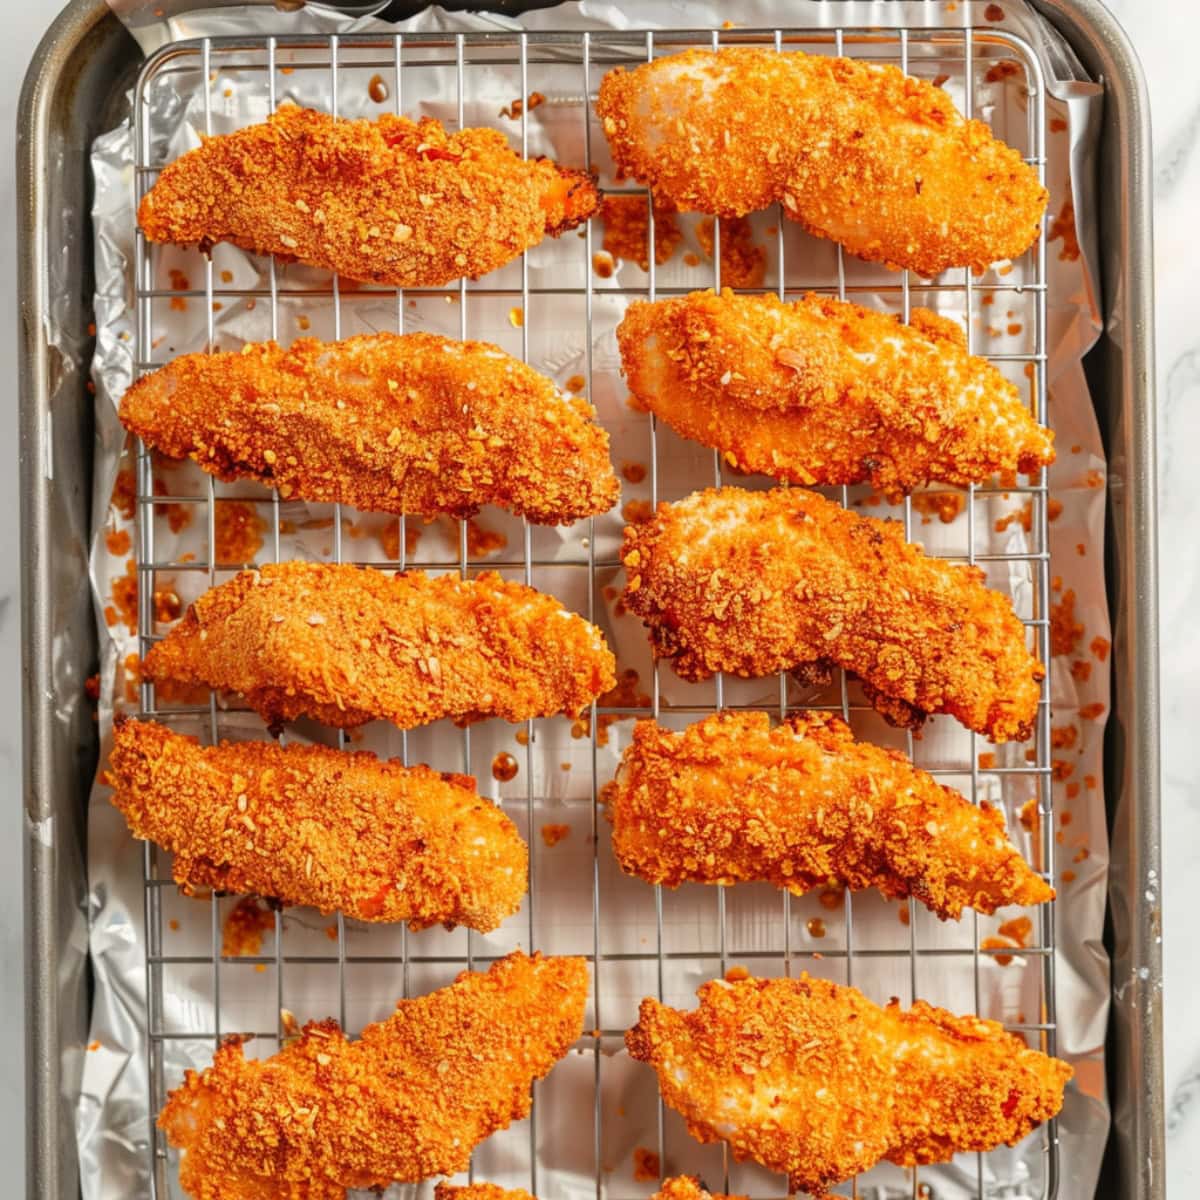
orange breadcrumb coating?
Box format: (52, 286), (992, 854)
(159, 951), (588, 1200)
(610, 712), (1053, 918)
(617, 290), (1053, 495)
(143, 562), (616, 731)
(109, 718), (527, 932)
(597, 48), (1048, 276)
(626, 973), (1072, 1198)
(622, 487), (1043, 742)
(436, 1186), (536, 1200)
(138, 104), (597, 287)
(120, 331), (618, 525)
(654, 1178), (744, 1200)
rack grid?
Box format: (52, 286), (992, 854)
(132, 22), (1056, 1200)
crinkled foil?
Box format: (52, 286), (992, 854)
(80, 3), (1110, 1197)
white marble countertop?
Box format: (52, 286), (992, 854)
(0, 0), (1189, 1193)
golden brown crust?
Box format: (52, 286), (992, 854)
(610, 712), (1053, 918)
(617, 290), (1053, 495)
(436, 1186), (537, 1200)
(108, 718), (527, 931)
(120, 331), (618, 525)
(142, 562), (616, 730)
(597, 48), (1048, 276)
(138, 104), (598, 286)
(159, 951), (588, 1199)
(625, 973), (1072, 1198)
(621, 487), (1043, 743)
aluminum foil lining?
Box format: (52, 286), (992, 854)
(80, 3), (1110, 1198)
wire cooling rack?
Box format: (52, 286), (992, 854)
(131, 21), (1056, 1200)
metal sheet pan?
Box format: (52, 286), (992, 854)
(17, 2), (1161, 1197)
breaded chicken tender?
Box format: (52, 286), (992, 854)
(597, 49), (1047, 276)
(609, 711), (1052, 918)
(159, 951), (588, 1200)
(120, 332), (618, 525)
(108, 718), (527, 932)
(626, 973), (1072, 1198)
(617, 290), (1053, 495)
(621, 487), (1043, 742)
(143, 562), (616, 731)
(138, 104), (597, 287)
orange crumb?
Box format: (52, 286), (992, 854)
(1062, 869), (1076, 883)
(214, 501), (266, 563)
(88, 1040), (101, 1051)
(978, 752), (997, 770)
(221, 896), (274, 957)
(724, 965), (750, 982)
(1090, 636), (1110, 662)
(696, 215), (766, 287)
(380, 520), (422, 562)
(110, 559), (138, 634)
(1070, 660), (1092, 683)
(1050, 117), (1068, 133)
(466, 518), (506, 559)
(1050, 589), (1084, 657)
(622, 499), (653, 525)
(169, 918), (181, 931)
(1019, 797), (1039, 834)
(912, 492), (966, 525)
(1066, 782), (1080, 799)
(1076, 543), (1086, 557)
(898, 904), (911, 926)
(324, 924), (338, 941)
(1048, 498), (1063, 522)
(1084, 774), (1097, 791)
(633, 1148), (661, 1182)
(600, 196), (681, 271)
(621, 460), (647, 484)
(105, 528), (132, 556)
(1079, 702), (1105, 720)
(981, 935), (1016, 966)
(541, 823), (570, 848)
(818, 887), (844, 911)
(1051, 726), (1078, 750)
(1052, 759), (1074, 782)
(994, 502), (1032, 534)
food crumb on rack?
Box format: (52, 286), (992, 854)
(324, 923), (338, 941)
(1019, 797), (1040, 834)
(818, 886), (844, 911)
(499, 91), (545, 120)
(898, 904), (911, 926)
(1090, 635), (1110, 662)
(368, 73), (389, 104)
(978, 751), (997, 770)
(1071, 660), (1092, 683)
(122, 653), (141, 704)
(1062, 869), (1077, 884)
(107, 559), (138, 634)
(1052, 759), (1074, 782)
(565, 373), (587, 395)
(465, 518), (507, 559)
(806, 917), (827, 939)
(84, 673), (100, 702)
(1051, 725), (1078, 750)
(221, 896), (275, 958)
(1049, 588), (1084, 657)
(984, 4), (1006, 21)
(105, 528), (131, 556)
(167, 268), (190, 312)
(724, 964), (750, 982)
(213, 500), (266, 564)
(985, 60), (1020, 85)
(1067, 781), (1081, 799)
(697, 214), (767, 287)
(595, 668), (650, 746)
(168, 919), (180, 932)
(600, 195), (681, 272)
(88, 1040), (101, 1052)
(541, 823), (570, 848)
(380, 520), (422, 562)
(632, 1147), (661, 1181)
(621, 460), (647, 484)
(1079, 702), (1106, 721)
(1050, 116), (1068, 133)
(912, 491), (965, 525)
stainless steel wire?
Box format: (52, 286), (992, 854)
(132, 22), (1055, 1200)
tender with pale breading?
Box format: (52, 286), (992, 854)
(597, 48), (1048, 276)
(159, 952), (588, 1200)
(143, 562), (616, 731)
(120, 331), (618, 525)
(621, 487), (1043, 743)
(626, 973), (1072, 1199)
(610, 711), (1053, 919)
(138, 104), (597, 287)
(617, 290), (1053, 495)
(108, 718), (527, 932)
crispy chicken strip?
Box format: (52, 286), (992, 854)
(626, 973), (1072, 1198)
(621, 487), (1043, 742)
(159, 951), (587, 1200)
(617, 290), (1053, 495)
(120, 331), (617, 525)
(597, 48), (1047, 276)
(138, 104), (598, 287)
(109, 718), (527, 932)
(143, 562), (616, 730)
(610, 711), (1053, 919)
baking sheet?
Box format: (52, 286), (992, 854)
(79, 3), (1111, 1197)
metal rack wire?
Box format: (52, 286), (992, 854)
(132, 21), (1055, 1200)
